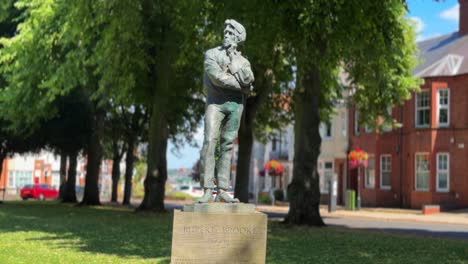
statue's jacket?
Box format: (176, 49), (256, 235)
(204, 46), (254, 105)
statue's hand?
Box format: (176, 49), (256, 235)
(230, 56), (253, 85)
(228, 53), (247, 74)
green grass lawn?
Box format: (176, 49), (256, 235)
(0, 201), (467, 264)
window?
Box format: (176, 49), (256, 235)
(341, 112), (347, 137)
(436, 153), (449, 192)
(272, 137), (277, 151)
(8, 171), (15, 188)
(354, 111), (360, 135)
(415, 153), (430, 191)
(365, 156), (375, 188)
(320, 122), (333, 139)
(437, 89), (450, 127)
(415, 91), (430, 127)
(8, 170), (34, 189)
(380, 155), (392, 189)
(319, 161), (334, 193)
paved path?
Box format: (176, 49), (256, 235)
(165, 201), (468, 240)
(323, 216), (468, 240)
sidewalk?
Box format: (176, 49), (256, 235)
(255, 204), (468, 226)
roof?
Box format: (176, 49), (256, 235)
(415, 32), (468, 77)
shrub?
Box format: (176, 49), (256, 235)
(258, 192), (272, 204)
(273, 189), (284, 201)
(166, 191), (195, 201)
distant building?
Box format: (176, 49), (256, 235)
(0, 151), (114, 198)
(348, 2), (468, 209)
(241, 102), (348, 204)
(316, 105), (349, 205)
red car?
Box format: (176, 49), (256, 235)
(20, 184), (59, 200)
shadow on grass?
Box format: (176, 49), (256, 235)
(0, 201), (172, 262)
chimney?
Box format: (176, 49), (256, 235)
(459, 0), (468, 35)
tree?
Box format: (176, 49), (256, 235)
(102, 104), (127, 203)
(42, 90), (91, 202)
(0, 0), (32, 195)
(135, 0), (207, 212)
(121, 105), (147, 205)
(279, 0), (420, 225)
(0, 1), (143, 205)
(0, 1), (100, 205)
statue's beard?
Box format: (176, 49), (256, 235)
(223, 40), (237, 49)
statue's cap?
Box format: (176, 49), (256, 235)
(224, 19), (246, 43)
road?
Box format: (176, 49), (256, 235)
(165, 202), (468, 240)
(323, 216), (468, 240)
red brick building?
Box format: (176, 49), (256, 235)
(348, 1), (468, 209)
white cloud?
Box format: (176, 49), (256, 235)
(440, 4), (459, 22)
(409, 16), (426, 33)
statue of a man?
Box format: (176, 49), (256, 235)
(197, 19), (254, 203)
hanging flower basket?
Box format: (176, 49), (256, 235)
(264, 159), (284, 176)
(348, 148), (369, 168)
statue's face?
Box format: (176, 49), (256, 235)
(223, 26), (237, 48)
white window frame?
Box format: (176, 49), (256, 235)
(415, 90), (430, 128)
(415, 153), (430, 191)
(436, 88), (450, 127)
(319, 161), (334, 194)
(380, 154), (392, 190)
(320, 122), (333, 140)
(8, 171), (15, 188)
(341, 111), (347, 138)
(354, 110), (360, 136)
(365, 155), (375, 189)
(436, 153), (450, 192)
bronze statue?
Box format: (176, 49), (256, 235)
(198, 19), (254, 203)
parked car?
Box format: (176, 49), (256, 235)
(177, 184), (204, 198)
(20, 184), (59, 200)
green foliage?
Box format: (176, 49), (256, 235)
(134, 159), (148, 185)
(273, 189), (285, 202)
(281, 0), (421, 127)
(258, 192), (272, 204)
(166, 191), (195, 201)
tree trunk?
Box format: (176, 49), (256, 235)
(137, 10), (172, 212)
(137, 106), (168, 212)
(81, 110), (104, 206)
(62, 152), (78, 203)
(0, 153), (5, 204)
(0, 153), (5, 186)
(234, 109), (254, 203)
(285, 65), (325, 226)
(234, 69), (276, 203)
(58, 151), (67, 200)
(123, 135), (135, 205)
(111, 142), (122, 202)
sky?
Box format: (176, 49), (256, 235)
(166, 0), (460, 170)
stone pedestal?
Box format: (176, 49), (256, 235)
(171, 203), (267, 264)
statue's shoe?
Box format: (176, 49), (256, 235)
(196, 190), (214, 203)
(215, 191), (239, 203)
